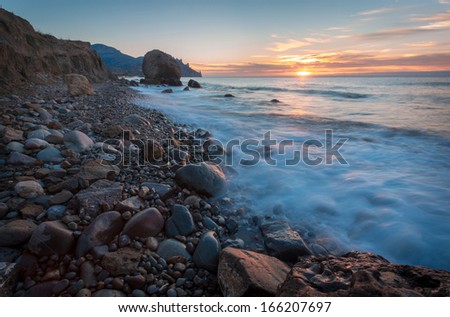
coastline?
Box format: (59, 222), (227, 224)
(1, 80), (449, 297)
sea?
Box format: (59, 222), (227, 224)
(132, 76), (450, 270)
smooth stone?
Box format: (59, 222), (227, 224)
(15, 181), (44, 199)
(7, 152), (36, 165)
(47, 205), (66, 220)
(27, 129), (51, 140)
(63, 130), (94, 152)
(6, 141), (25, 153)
(203, 217), (219, 230)
(0, 220), (37, 246)
(20, 204), (43, 218)
(123, 114), (151, 126)
(28, 221), (75, 256)
(76, 211), (124, 258)
(116, 196), (145, 212)
(121, 207), (164, 239)
(24, 138), (49, 150)
(36, 147), (63, 163)
(165, 204), (194, 238)
(80, 261), (97, 288)
(49, 190), (73, 205)
(157, 239), (192, 260)
(193, 231), (221, 272)
(175, 162), (227, 197)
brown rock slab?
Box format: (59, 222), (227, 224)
(78, 158), (120, 183)
(121, 207), (164, 239)
(71, 179), (122, 217)
(0, 220), (37, 247)
(278, 252), (450, 297)
(28, 221), (75, 256)
(20, 204), (44, 218)
(101, 247), (141, 276)
(218, 247), (291, 296)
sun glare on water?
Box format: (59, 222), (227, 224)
(297, 71), (312, 76)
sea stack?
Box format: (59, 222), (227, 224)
(141, 49), (182, 86)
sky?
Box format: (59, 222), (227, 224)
(2, 0), (450, 76)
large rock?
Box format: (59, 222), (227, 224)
(78, 158), (120, 183)
(63, 130), (94, 152)
(165, 204), (194, 238)
(0, 220), (37, 246)
(64, 74), (94, 96)
(218, 247), (291, 296)
(188, 79), (201, 88)
(15, 180), (44, 199)
(0, 9), (109, 95)
(100, 247), (141, 276)
(28, 221), (75, 256)
(2, 127), (23, 143)
(75, 211), (124, 258)
(193, 231), (221, 272)
(142, 49), (182, 86)
(260, 221), (311, 262)
(157, 239), (192, 260)
(121, 207), (164, 239)
(7, 152), (36, 165)
(36, 147), (63, 163)
(71, 180), (122, 217)
(278, 252), (450, 297)
(175, 162), (227, 197)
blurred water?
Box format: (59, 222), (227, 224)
(133, 76), (450, 270)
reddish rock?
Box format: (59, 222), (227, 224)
(28, 221), (75, 256)
(77, 158), (120, 183)
(100, 247), (141, 276)
(277, 252), (450, 297)
(218, 247), (291, 296)
(121, 207), (164, 239)
(0, 220), (37, 246)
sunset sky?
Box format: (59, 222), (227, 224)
(3, 0), (450, 76)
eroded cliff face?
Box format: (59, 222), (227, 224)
(0, 9), (110, 93)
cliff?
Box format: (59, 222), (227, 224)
(92, 43), (202, 77)
(0, 9), (110, 93)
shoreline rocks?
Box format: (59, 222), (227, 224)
(142, 49), (182, 86)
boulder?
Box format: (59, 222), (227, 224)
(121, 207), (164, 239)
(63, 130), (94, 152)
(0, 220), (37, 246)
(142, 49), (182, 86)
(64, 74), (94, 96)
(27, 129), (51, 140)
(24, 138), (49, 150)
(76, 211), (124, 258)
(188, 79), (201, 88)
(193, 231), (221, 272)
(100, 247), (141, 276)
(260, 221), (311, 262)
(165, 204), (195, 238)
(2, 127), (23, 143)
(218, 247), (290, 296)
(157, 239), (192, 260)
(175, 162), (227, 197)
(49, 190), (73, 205)
(77, 158), (120, 183)
(7, 152), (36, 165)
(6, 141), (25, 153)
(36, 147), (63, 163)
(278, 252), (450, 297)
(15, 180), (44, 199)
(71, 180), (122, 217)
(28, 221), (75, 256)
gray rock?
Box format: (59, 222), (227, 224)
(6, 141), (25, 153)
(49, 190), (73, 205)
(45, 131), (64, 144)
(218, 247), (291, 296)
(2, 127), (23, 143)
(28, 221), (75, 256)
(193, 231), (221, 272)
(80, 261), (97, 288)
(175, 162), (227, 197)
(36, 147), (63, 163)
(203, 217), (219, 230)
(24, 138), (49, 150)
(0, 220), (37, 246)
(141, 182), (172, 199)
(121, 207), (164, 239)
(116, 196), (145, 212)
(63, 130), (94, 152)
(260, 221), (312, 262)
(7, 152), (36, 165)
(72, 180), (122, 217)
(165, 204), (194, 238)
(157, 239), (192, 260)
(27, 129), (51, 140)
(47, 205), (66, 220)
(76, 211), (124, 258)
(77, 158), (120, 183)
(123, 114), (151, 126)
(15, 181), (44, 199)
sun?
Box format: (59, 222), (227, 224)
(297, 71), (312, 77)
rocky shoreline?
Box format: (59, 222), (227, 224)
(1, 80), (449, 297)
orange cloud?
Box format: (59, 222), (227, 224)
(267, 39), (311, 52)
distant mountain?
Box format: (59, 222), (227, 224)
(91, 44), (201, 77)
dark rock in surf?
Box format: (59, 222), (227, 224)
(142, 49), (182, 86)
(188, 79), (201, 88)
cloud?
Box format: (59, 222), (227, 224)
(438, 0), (450, 4)
(356, 7), (395, 16)
(267, 39), (311, 52)
(304, 37), (330, 43)
(411, 9), (450, 21)
(402, 41), (438, 47)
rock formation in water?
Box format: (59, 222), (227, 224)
(141, 49), (182, 86)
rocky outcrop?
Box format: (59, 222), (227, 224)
(218, 247), (291, 296)
(141, 49), (182, 86)
(0, 9), (110, 93)
(277, 252), (450, 297)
